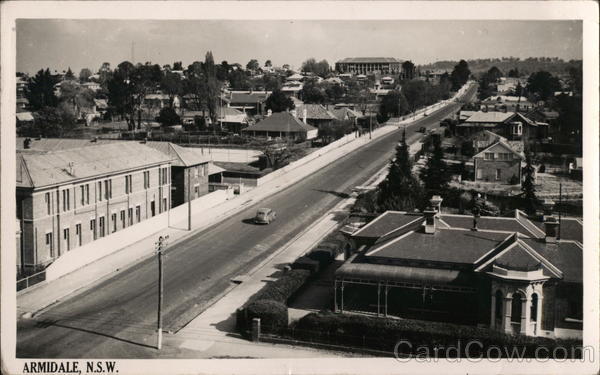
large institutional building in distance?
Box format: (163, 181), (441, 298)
(335, 57), (402, 75)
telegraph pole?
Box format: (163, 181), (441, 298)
(558, 182), (562, 240)
(187, 169), (192, 231)
(155, 235), (169, 350)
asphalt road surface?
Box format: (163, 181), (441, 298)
(17, 86), (477, 358)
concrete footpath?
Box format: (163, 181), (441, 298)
(17, 85), (469, 318)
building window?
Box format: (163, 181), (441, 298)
(62, 190), (70, 212)
(125, 175), (133, 194)
(163, 197), (168, 211)
(112, 213), (117, 233)
(90, 219), (97, 240)
(476, 169), (483, 179)
(104, 179), (112, 199)
(75, 224), (82, 247)
(530, 294), (538, 322)
(85, 184), (90, 204)
(81, 185), (86, 205)
(46, 232), (54, 257)
(99, 217), (105, 238)
(144, 171), (150, 189)
(495, 169), (502, 180)
(194, 185), (199, 196)
(484, 152), (495, 160)
(120, 210), (126, 228)
(135, 205), (141, 223)
(495, 290), (503, 321)
(63, 228), (70, 251)
(45, 192), (51, 214)
(128, 207), (133, 226)
(98, 181), (103, 201)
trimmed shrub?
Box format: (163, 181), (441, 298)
(245, 300), (288, 334)
(291, 312), (583, 358)
(307, 250), (334, 268)
(236, 269), (311, 335)
(292, 256), (320, 274)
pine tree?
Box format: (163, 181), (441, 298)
(64, 67), (76, 80)
(377, 132), (424, 211)
(521, 151), (538, 214)
(420, 136), (451, 197)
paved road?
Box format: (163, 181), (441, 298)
(17, 86), (477, 358)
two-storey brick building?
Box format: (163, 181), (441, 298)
(16, 143), (172, 272)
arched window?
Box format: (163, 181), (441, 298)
(495, 290), (503, 320)
(511, 292), (523, 322)
(530, 293), (538, 322)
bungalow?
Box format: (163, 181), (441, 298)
(241, 111), (318, 141)
(330, 107), (364, 126)
(225, 91), (271, 116)
(458, 111), (548, 143)
(473, 141), (523, 184)
(294, 104), (336, 129)
(337, 197), (583, 339)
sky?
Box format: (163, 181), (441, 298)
(16, 19), (582, 75)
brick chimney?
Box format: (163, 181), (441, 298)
(423, 207), (437, 234)
(429, 195), (443, 214)
(541, 199), (555, 221)
(543, 215), (559, 243)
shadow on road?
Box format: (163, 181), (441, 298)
(48, 321), (157, 350)
(313, 189), (351, 199)
(241, 218), (258, 225)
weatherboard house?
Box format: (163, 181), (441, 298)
(336, 197), (583, 339)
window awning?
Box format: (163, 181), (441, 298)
(335, 261), (473, 285)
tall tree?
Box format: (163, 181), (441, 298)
(450, 60), (471, 90)
(26, 68), (59, 110)
(521, 151), (538, 214)
(420, 136), (450, 197)
(265, 59), (272, 67)
(246, 59), (260, 72)
(526, 71), (561, 101)
(160, 71), (183, 108)
(264, 89), (294, 113)
(203, 51), (221, 125)
(301, 58), (330, 77)
(378, 90), (408, 122)
(401, 60), (416, 80)
(173, 61), (183, 71)
(64, 67), (76, 81)
(79, 68), (93, 82)
(377, 133), (424, 211)
(300, 80), (326, 104)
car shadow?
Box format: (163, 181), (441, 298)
(313, 189), (351, 199)
(241, 218), (258, 225)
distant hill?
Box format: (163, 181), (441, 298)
(419, 57), (582, 77)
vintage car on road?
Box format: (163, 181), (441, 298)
(254, 208), (277, 224)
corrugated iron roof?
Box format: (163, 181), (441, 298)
(18, 143), (172, 188)
(242, 112), (316, 133)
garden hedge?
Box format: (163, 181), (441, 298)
(291, 312), (583, 358)
(236, 269), (311, 335)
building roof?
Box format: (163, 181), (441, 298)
(330, 107), (363, 121)
(17, 143), (172, 189)
(336, 256), (472, 285)
(440, 214), (537, 236)
(242, 112), (317, 133)
(228, 91), (270, 105)
(16, 137), (117, 151)
(94, 99), (108, 109)
(473, 140), (524, 160)
(366, 228), (511, 265)
(464, 111), (516, 124)
(530, 217), (583, 243)
(144, 142), (210, 167)
(352, 211), (423, 239)
(295, 104), (336, 120)
(213, 161), (264, 175)
(16, 112), (34, 122)
(521, 238), (582, 283)
(337, 57), (402, 64)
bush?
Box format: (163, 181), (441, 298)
(307, 250), (334, 268)
(291, 256), (320, 274)
(292, 312), (583, 358)
(245, 300), (288, 334)
(236, 269), (311, 335)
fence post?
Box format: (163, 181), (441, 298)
(251, 317), (261, 342)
